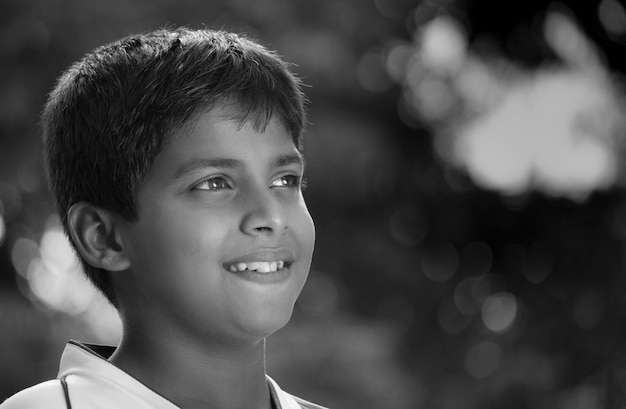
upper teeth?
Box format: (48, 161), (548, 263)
(229, 261), (285, 273)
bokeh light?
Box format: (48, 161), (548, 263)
(11, 237), (40, 279)
(459, 69), (621, 199)
(9, 216), (121, 344)
(419, 15), (467, 74)
(454, 276), (490, 316)
(598, 0), (626, 39)
(384, 41), (414, 83)
(394, 9), (626, 200)
(481, 291), (518, 333)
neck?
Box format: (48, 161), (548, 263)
(109, 321), (271, 409)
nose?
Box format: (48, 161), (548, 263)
(240, 189), (287, 236)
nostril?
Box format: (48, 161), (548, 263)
(240, 198), (286, 235)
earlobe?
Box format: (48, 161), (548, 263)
(67, 203), (131, 272)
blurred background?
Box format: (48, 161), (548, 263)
(2, 0), (626, 408)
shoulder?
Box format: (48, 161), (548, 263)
(293, 395), (330, 409)
(0, 380), (67, 409)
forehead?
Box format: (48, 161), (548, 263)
(150, 109), (301, 175)
(173, 108), (296, 149)
(175, 104), (298, 144)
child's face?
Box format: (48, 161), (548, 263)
(116, 109), (315, 343)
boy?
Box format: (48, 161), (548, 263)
(1, 27), (325, 409)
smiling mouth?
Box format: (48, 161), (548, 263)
(226, 260), (288, 273)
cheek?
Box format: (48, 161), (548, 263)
(293, 204), (316, 259)
(131, 207), (226, 271)
(301, 202), (316, 242)
(304, 216), (316, 255)
(169, 203), (228, 239)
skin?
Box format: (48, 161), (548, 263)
(106, 109), (316, 409)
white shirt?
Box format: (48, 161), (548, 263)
(0, 341), (326, 409)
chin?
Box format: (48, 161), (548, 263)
(239, 305), (295, 341)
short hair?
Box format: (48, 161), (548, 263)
(42, 27), (308, 307)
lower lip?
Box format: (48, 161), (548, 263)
(227, 266), (292, 284)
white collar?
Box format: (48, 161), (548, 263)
(58, 341), (303, 409)
(266, 377), (304, 409)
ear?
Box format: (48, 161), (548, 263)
(67, 202), (131, 272)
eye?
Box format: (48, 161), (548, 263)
(271, 174), (301, 188)
(193, 176), (231, 191)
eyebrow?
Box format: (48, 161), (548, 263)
(174, 158), (241, 179)
(276, 153), (306, 169)
(174, 153), (305, 179)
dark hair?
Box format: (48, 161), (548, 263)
(42, 27), (308, 307)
